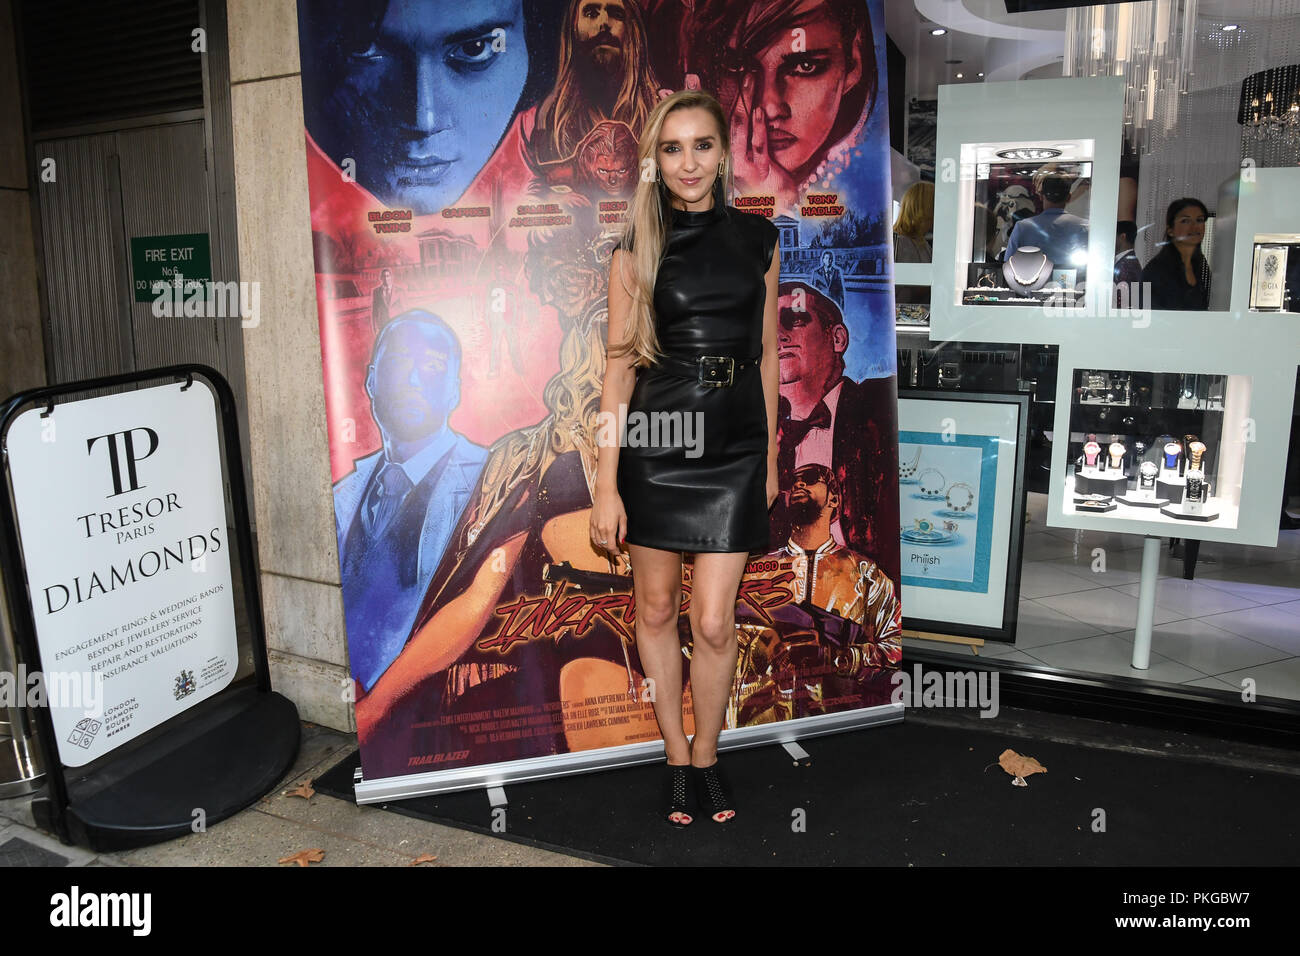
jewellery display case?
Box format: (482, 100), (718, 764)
(1045, 356), (1294, 546)
(916, 78), (1300, 678)
(960, 153), (1092, 309)
(930, 77), (1124, 344)
(1071, 371), (1232, 522)
(925, 83), (1298, 550)
(1066, 370), (1237, 525)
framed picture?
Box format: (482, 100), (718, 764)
(897, 389), (1030, 643)
(1249, 243), (1288, 311)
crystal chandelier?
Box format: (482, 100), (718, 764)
(1238, 65), (1300, 152)
(1062, 0), (1199, 156)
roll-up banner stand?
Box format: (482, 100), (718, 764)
(0, 366), (299, 850)
(295, 0), (903, 802)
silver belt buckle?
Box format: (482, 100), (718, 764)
(699, 355), (734, 387)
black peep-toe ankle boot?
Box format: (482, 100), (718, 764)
(692, 761), (735, 823)
(664, 762), (695, 828)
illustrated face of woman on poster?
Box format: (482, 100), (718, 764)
(305, 0), (530, 215)
(716, 0), (865, 199)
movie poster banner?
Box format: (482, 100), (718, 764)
(295, 0), (900, 785)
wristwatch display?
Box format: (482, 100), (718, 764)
(1181, 434), (1198, 476)
(1139, 460), (1159, 490)
(1065, 370), (1246, 530)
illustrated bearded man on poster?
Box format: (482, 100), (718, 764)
(460, 0), (658, 232)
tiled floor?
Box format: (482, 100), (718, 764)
(906, 493), (1300, 702)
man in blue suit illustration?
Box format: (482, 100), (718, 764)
(333, 311), (487, 693)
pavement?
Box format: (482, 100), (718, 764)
(1, 704), (1295, 867)
(0, 723), (595, 867)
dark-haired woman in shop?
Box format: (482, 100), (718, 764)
(1141, 197), (1211, 310)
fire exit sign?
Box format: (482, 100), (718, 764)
(130, 233), (212, 302)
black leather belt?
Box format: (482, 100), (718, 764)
(649, 353), (761, 388)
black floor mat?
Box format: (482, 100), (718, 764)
(313, 713), (1300, 866)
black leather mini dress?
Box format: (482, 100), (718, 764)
(616, 203), (778, 553)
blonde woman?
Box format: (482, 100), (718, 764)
(893, 181), (934, 263)
(589, 90), (780, 827)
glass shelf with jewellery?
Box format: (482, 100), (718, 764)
(952, 140), (1095, 309)
(1062, 369), (1249, 530)
(930, 77), (1124, 343)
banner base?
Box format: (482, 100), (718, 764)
(40, 685), (300, 852)
(354, 702), (903, 805)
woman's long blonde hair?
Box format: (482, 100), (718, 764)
(609, 90), (733, 369)
(894, 181), (934, 240)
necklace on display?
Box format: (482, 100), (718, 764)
(899, 447), (921, 478)
(1007, 251), (1049, 287)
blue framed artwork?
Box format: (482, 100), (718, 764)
(899, 430), (1000, 593)
(897, 390), (1030, 643)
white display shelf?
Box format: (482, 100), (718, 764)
(1063, 475), (1239, 532)
(1048, 366), (1285, 547)
(894, 262), (933, 287)
(929, 77), (1124, 345)
(1211, 168), (1300, 315)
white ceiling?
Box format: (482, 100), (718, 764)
(887, 0), (1300, 101)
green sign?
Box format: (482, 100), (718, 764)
(130, 233), (212, 302)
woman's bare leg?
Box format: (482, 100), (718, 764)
(624, 543), (689, 764)
(685, 551), (750, 767)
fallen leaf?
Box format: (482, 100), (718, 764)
(998, 749), (1047, 786)
(278, 848), (325, 867)
(284, 781), (315, 800)
(408, 853), (438, 866)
